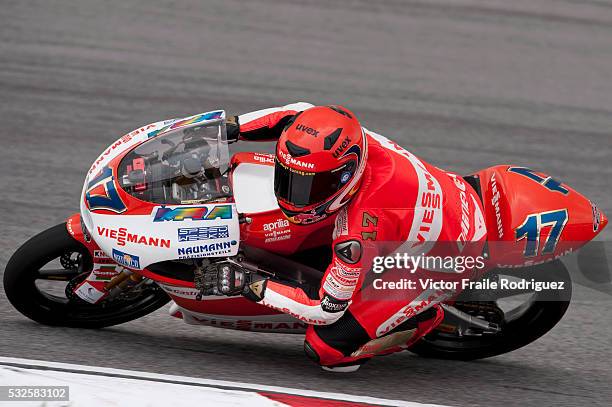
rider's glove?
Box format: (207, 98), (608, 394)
(226, 116), (240, 143)
(216, 264), (267, 302)
(242, 273), (268, 302)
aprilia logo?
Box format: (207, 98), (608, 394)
(263, 219), (290, 231)
(295, 124), (319, 136)
(253, 154), (274, 164)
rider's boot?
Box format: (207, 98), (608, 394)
(304, 305), (444, 372)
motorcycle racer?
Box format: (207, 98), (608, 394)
(220, 102), (488, 371)
(6, 103), (606, 374)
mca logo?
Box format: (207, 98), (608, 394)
(85, 167), (126, 213)
(152, 205), (233, 222)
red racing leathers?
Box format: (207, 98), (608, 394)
(235, 102), (488, 367)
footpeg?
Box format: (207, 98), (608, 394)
(440, 303), (502, 336)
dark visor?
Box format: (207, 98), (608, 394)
(274, 158), (355, 207)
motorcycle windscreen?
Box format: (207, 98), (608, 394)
(273, 158), (355, 207)
(118, 115), (231, 205)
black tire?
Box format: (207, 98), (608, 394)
(3, 223), (170, 328)
(409, 261), (572, 360)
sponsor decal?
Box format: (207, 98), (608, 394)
(92, 265), (120, 281)
(376, 289), (450, 336)
(85, 167), (126, 213)
(188, 315), (308, 332)
(591, 202), (602, 232)
(153, 205), (233, 222)
(323, 274), (355, 301)
(93, 250), (115, 264)
(295, 124), (319, 136)
(291, 210), (326, 225)
(320, 295), (349, 313)
(448, 173), (471, 251)
(74, 281), (107, 303)
(323, 271), (357, 301)
(490, 173), (504, 238)
(330, 260), (361, 278)
(97, 226), (170, 248)
(264, 229), (291, 243)
(328, 267), (359, 287)
(277, 149), (315, 170)
(88, 125), (155, 175)
(67, 218), (75, 237)
(334, 240), (362, 264)
(178, 225), (230, 242)
(263, 218), (290, 231)
(253, 153), (275, 164)
(147, 111), (223, 138)
(177, 240), (237, 259)
(332, 207), (349, 239)
(331, 137), (351, 158)
(413, 171), (442, 247)
(112, 249), (141, 269)
(157, 283), (200, 298)
(262, 217), (292, 242)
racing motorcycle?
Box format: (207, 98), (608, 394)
(4, 110), (608, 361)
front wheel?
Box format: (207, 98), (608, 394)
(3, 223), (170, 328)
(409, 261), (572, 360)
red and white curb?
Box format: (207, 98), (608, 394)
(0, 357), (450, 407)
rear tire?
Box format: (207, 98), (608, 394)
(3, 223), (170, 328)
(409, 261), (572, 360)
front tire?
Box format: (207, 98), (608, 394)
(3, 223), (170, 328)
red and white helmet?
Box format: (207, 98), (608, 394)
(274, 105), (367, 224)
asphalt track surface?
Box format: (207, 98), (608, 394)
(1, 1), (611, 406)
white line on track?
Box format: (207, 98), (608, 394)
(0, 356), (451, 407)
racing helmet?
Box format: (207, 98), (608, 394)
(274, 105), (367, 225)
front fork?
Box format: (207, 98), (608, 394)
(65, 213), (143, 304)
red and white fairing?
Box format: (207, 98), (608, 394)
(66, 107), (608, 335)
(80, 111), (240, 271)
(72, 111), (314, 331)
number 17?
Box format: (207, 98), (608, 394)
(515, 209), (568, 257)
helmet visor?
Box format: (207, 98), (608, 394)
(274, 158), (355, 207)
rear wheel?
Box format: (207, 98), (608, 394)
(3, 223), (170, 328)
(409, 261), (571, 360)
